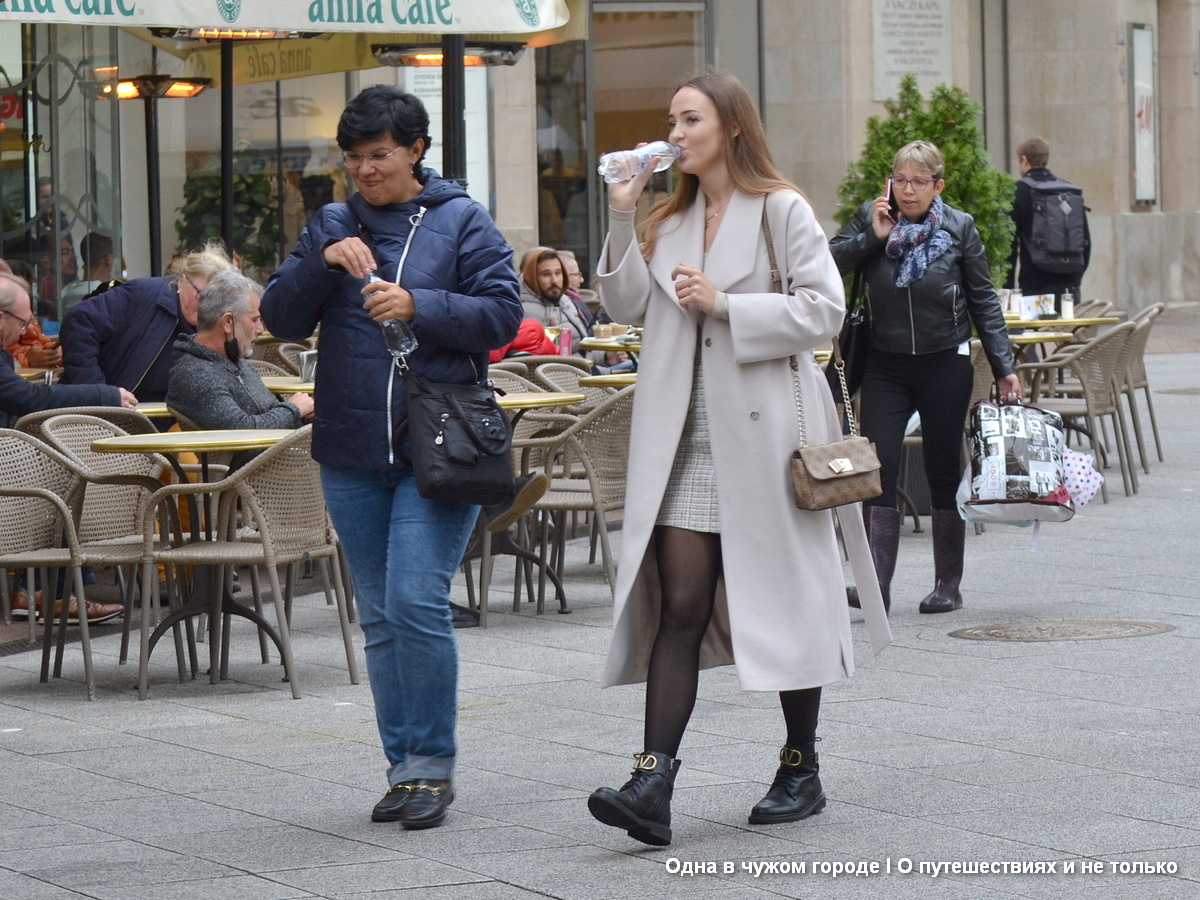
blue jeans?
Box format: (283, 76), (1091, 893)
(321, 466), (477, 785)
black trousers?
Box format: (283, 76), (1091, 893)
(858, 347), (973, 511)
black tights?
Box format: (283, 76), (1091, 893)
(643, 526), (823, 757)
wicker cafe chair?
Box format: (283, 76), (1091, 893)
(37, 414), (182, 667)
(168, 406), (353, 642)
(534, 361), (615, 412)
(485, 367), (543, 395)
(1017, 322), (1137, 502)
(0, 429), (173, 699)
(0, 430), (93, 695)
(136, 425), (359, 699)
(488, 360), (531, 376)
(14, 405), (159, 440)
(494, 354), (592, 380)
(529, 385), (636, 604)
(251, 338), (309, 374)
(1118, 303), (1166, 467)
(275, 342), (311, 375)
(248, 358), (292, 378)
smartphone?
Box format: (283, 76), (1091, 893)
(884, 178), (898, 218)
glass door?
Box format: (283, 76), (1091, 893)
(1, 23), (121, 328)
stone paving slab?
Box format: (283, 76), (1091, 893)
(2, 351), (1199, 898)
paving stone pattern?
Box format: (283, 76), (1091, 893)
(2, 348), (1198, 899)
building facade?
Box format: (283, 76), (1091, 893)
(3, 1), (1197, 323)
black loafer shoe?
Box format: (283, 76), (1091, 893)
(371, 783), (414, 823)
(398, 780), (454, 830)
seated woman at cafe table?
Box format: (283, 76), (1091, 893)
(166, 270), (313, 465)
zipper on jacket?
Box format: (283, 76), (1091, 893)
(385, 205), (427, 466)
(907, 286), (916, 354)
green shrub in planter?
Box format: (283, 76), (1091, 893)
(836, 74), (1015, 287)
(175, 171), (281, 278)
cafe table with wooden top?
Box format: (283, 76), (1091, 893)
(261, 375), (315, 395)
(578, 336), (642, 356)
(579, 373), (637, 388)
(1007, 316), (1120, 329)
(16, 366), (60, 383)
(134, 401), (173, 419)
(90, 429), (294, 693)
(497, 390), (584, 425)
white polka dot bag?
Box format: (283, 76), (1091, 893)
(1061, 447), (1104, 508)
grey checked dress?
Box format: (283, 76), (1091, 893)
(655, 324), (720, 532)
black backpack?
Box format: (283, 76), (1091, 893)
(1021, 176), (1088, 274)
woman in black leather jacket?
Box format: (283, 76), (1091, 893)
(830, 141), (1021, 615)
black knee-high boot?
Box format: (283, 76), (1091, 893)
(847, 505), (901, 613)
(919, 508), (964, 613)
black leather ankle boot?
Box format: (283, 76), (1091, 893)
(587, 751), (680, 846)
(748, 744), (826, 824)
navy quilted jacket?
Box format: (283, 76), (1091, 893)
(59, 277), (192, 401)
(261, 172), (521, 473)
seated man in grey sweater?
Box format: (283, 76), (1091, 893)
(166, 271), (313, 453)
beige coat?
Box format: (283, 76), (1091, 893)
(596, 189), (891, 692)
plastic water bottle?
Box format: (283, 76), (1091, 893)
(597, 141), (681, 183)
(368, 275), (418, 359)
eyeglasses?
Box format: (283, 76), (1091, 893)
(2, 308), (33, 331)
(891, 175), (939, 191)
(181, 275), (203, 295)
(341, 146), (407, 168)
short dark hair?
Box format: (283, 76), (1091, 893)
(80, 232), (114, 268)
(1017, 137), (1050, 168)
(337, 85), (431, 182)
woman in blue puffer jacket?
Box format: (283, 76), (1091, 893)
(261, 86), (521, 831)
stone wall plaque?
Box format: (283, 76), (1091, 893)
(873, 0), (954, 101)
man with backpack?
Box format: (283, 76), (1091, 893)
(1006, 137), (1090, 313)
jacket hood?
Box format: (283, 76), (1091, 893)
(348, 169), (469, 218)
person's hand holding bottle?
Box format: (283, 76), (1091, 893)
(608, 143), (659, 213)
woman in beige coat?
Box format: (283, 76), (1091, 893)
(587, 73), (890, 847)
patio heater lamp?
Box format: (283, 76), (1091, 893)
(372, 41), (525, 190)
(111, 75), (211, 277)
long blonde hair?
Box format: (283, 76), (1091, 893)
(639, 72), (801, 259)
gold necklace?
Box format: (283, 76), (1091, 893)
(705, 200), (729, 223)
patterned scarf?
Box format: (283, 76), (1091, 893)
(885, 196), (953, 288)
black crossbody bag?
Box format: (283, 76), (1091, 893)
(354, 205), (515, 506)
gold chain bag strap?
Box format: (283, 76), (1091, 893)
(761, 206), (882, 511)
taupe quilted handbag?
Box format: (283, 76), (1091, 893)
(761, 206), (882, 511)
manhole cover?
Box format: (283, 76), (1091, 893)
(0, 640), (42, 658)
(1158, 387), (1200, 395)
(950, 620), (1173, 642)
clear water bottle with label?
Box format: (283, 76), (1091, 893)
(368, 275), (418, 359)
(597, 140), (681, 183)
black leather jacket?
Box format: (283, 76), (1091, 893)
(830, 201), (1014, 379)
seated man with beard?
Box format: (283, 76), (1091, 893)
(166, 271), (313, 468)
